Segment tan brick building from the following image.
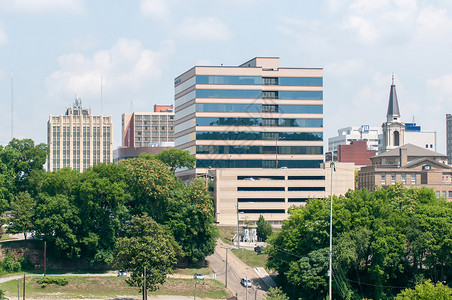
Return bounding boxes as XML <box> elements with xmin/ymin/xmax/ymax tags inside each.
<box><xmin>358</xmin><ymin>144</ymin><xmax>452</xmax><ymax>199</ymax></box>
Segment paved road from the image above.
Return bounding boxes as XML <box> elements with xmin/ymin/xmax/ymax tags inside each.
<box><xmin>206</xmin><ymin>241</ymin><xmax>267</xmax><ymax>300</ymax></box>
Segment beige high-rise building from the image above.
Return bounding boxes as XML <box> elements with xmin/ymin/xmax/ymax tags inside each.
<box><xmin>174</xmin><ymin>57</ymin><xmax>355</xmax><ymax>226</ymax></box>
<box><xmin>47</xmin><ymin>98</ymin><xmax>113</xmax><ymax>172</ymax></box>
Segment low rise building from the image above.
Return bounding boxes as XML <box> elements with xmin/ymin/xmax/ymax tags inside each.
<box><xmin>326</xmin><ymin>140</ymin><xmax>376</xmax><ymax>167</ymax></box>
<box><xmin>358</xmin><ymin>144</ymin><xmax>452</xmax><ymax>200</ymax></box>
<box><xmin>210</xmin><ymin>162</ymin><xmax>355</xmax><ymax>226</ymax></box>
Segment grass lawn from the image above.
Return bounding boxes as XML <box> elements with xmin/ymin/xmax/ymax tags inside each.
<box><xmin>0</xmin><ymin>276</ymin><xmax>230</xmax><ymax>299</ymax></box>
<box><xmin>217</xmin><ymin>226</ymin><xmax>236</xmax><ymax>245</ymax></box>
<box><xmin>174</xmin><ymin>266</ymin><xmax>211</xmax><ymax>276</ymax></box>
<box><xmin>231</xmin><ymin>248</ymin><xmax>268</xmax><ymax>268</ymax></box>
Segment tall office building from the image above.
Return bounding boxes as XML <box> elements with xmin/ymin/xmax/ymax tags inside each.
<box><xmin>47</xmin><ymin>98</ymin><xmax>113</xmax><ymax>172</ymax></box>
<box><xmin>175</xmin><ymin>57</ymin><xmax>324</xmax><ymax>178</ymax></box>
<box><xmin>174</xmin><ymin>57</ymin><xmax>354</xmax><ymax>225</ymax></box>
<box><xmin>447</xmin><ymin>114</ymin><xmax>452</xmax><ymax>164</ymax></box>
<box><xmin>122</xmin><ymin>105</ymin><xmax>175</xmax><ymax>148</ymax></box>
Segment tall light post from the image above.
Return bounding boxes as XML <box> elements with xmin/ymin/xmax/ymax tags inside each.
<box><xmin>236</xmin><ymin>202</ymin><xmax>240</xmax><ymax>249</ymax></box>
<box><xmin>194</xmin><ymin>280</ymin><xmax>199</xmax><ymax>300</ymax></box>
<box><xmin>328</xmin><ymin>161</ymin><xmax>335</xmax><ymax>300</ymax></box>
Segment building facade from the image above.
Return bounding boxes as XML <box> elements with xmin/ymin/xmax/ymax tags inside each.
<box><xmin>328</xmin><ymin>125</ymin><xmax>380</xmax><ymax>153</ymax></box>
<box><xmin>174</xmin><ymin>57</ymin><xmax>355</xmax><ymax>225</ymax></box>
<box><xmin>175</xmin><ymin>57</ymin><xmax>324</xmax><ymax>179</ymax></box>
<box><xmin>447</xmin><ymin>114</ymin><xmax>452</xmax><ymax>164</ymax></box>
<box><xmin>358</xmin><ymin>144</ymin><xmax>452</xmax><ymax>200</ymax></box>
<box><xmin>47</xmin><ymin>98</ymin><xmax>113</xmax><ymax>172</ymax></box>
<box><xmin>122</xmin><ymin>105</ymin><xmax>175</xmax><ymax>148</ymax></box>
<box><xmin>211</xmin><ymin>163</ymin><xmax>355</xmax><ymax>226</ymax></box>
<box><xmin>326</xmin><ymin>140</ymin><xmax>376</xmax><ymax>167</ymax></box>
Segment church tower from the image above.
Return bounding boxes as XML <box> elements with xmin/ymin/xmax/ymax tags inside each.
<box><xmin>381</xmin><ymin>75</ymin><xmax>405</xmax><ymax>153</ymax></box>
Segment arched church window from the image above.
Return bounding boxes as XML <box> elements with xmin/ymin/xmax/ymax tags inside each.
<box><xmin>394</xmin><ymin>131</ymin><xmax>400</xmax><ymax>146</ymax></box>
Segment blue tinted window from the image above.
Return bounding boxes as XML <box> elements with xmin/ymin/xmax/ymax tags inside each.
<box><xmin>279</xmin><ymin>119</ymin><xmax>323</xmax><ymax>127</ymax></box>
<box><xmin>196</xmin><ymin>145</ymin><xmax>323</xmax><ymax>155</ymax></box>
<box><xmin>279</xmin><ymin>77</ymin><xmax>323</xmax><ymax>86</ymax></box>
<box><xmin>196</xmin><ymin>131</ymin><xmax>323</xmax><ymax>141</ymax></box>
<box><xmin>197</xmin><ymin>89</ymin><xmax>262</xmax><ymax>99</ymax></box>
<box><xmin>196</xmin><ymin>117</ymin><xmax>261</xmax><ymax>126</ymax></box>
<box><xmin>196</xmin><ymin>117</ymin><xmax>322</xmax><ymax>127</ymax></box>
<box><xmin>196</xmin><ymin>103</ymin><xmax>262</xmax><ymax>113</ymax></box>
<box><xmin>279</xmin><ymin>91</ymin><xmax>323</xmax><ymax>100</ymax></box>
<box><xmin>196</xmin><ymin>159</ymin><xmax>322</xmax><ymax>169</ymax></box>
<box><xmin>197</xmin><ymin>75</ymin><xmax>262</xmax><ymax>85</ymax></box>
<box><xmin>279</xmin><ymin>105</ymin><xmax>323</xmax><ymax>114</ymax></box>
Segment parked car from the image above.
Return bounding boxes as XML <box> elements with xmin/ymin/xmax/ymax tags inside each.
<box><xmin>194</xmin><ymin>273</ymin><xmax>204</xmax><ymax>280</ymax></box>
<box><xmin>241</xmin><ymin>278</ymin><xmax>252</xmax><ymax>287</ymax></box>
<box><xmin>117</xmin><ymin>270</ymin><xmax>127</xmax><ymax>277</ymax></box>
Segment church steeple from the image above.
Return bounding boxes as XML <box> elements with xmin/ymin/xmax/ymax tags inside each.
<box><xmin>386</xmin><ymin>74</ymin><xmax>400</xmax><ymax>122</ymax></box>
<box><xmin>381</xmin><ymin>74</ymin><xmax>405</xmax><ymax>153</ymax></box>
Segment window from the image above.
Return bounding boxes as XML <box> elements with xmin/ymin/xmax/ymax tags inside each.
<box><xmin>381</xmin><ymin>175</ymin><xmax>386</xmax><ymax>184</ymax></box>
<box><xmin>411</xmin><ymin>175</ymin><xmax>416</xmax><ymax>184</ymax></box>
<box><xmin>442</xmin><ymin>191</ymin><xmax>447</xmax><ymax>198</ymax></box>
<box><xmin>263</xmin><ymin>77</ymin><xmax>278</xmax><ymax>85</ymax></box>
<box><xmin>391</xmin><ymin>175</ymin><xmax>396</xmax><ymax>184</ymax></box>
<box><xmin>196</xmin><ymin>75</ymin><xmax>262</xmax><ymax>85</ymax></box>
<box><xmin>288</xmin><ymin>187</ymin><xmax>325</xmax><ymax>191</ymax></box>
<box><xmin>262</xmin><ymin>105</ymin><xmax>278</xmax><ymax>113</ymax></box>
<box><xmin>279</xmin><ymin>77</ymin><xmax>323</xmax><ymax>86</ymax></box>
<box><xmin>449</xmin><ymin>191</ymin><xmax>452</xmax><ymax>198</ymax></box>
<box><xmin>238</xmin><ymin>198</ymin><xmax>284</xmax><ymax>202</ymax></box>
<box><xmin>262</xmin><ymin>91</ymin><xmax>278</xmax><ymax>99</ymax></box>
<box><xmin>196</xmin><ymin>89</ymin><xmax>262</xmax><ymax>99</ymax></box>
<box><xmin>435</xmin><ymin>191</ymin><xmax>440</xmax><ymax>198</ymax></box>
<box><xmin>238</xmin><ymin>187</ymin><xmax>285</xmax><ymax>192</ymax></box>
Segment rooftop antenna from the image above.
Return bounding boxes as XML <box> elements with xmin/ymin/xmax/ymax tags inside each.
<box><xmin>392</xmin><ymin>72</ymin><xmax>394</xmax><ymax>85</ymax></box>
<box><xmin>10</xmin><ymin>72</ymin><xmax>13</xmax><ymax>140</ymax></box>
<box><xmin>100</xmin><ymin>75</ymin><xmax>103</xmax><ymax>115</ymax></box>
<box><xmin>412</xmin><ymin>115</ymin><xmax>415</xmax><ymax>123</ymax></box>
<box><xmin>130</xmin><ymin>100</ymin><xmax>133</xmax><ymax>113</ymax></box>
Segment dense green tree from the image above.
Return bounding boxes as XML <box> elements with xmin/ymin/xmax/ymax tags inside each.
<box><xmin>115</xmin><ymin>214</ymin><xmax>181</xmax><ymax>291</ymax></box>
<box><xmin>8</xmin><ymin>191</ymin><xmax>36</xmax><ymax>239</ymax></box>
<box><xmin>5</xmin><ymin>138</ymin><xmax>47</xmax><ymax>191</ymax></box>
<box><xmin>267</xmin><ymin>184</ymin><xmax>452</xmax><ymax>299</ymax></box>
<box><xmin>34</xmin><ymin>193</ymin><xmax>81</xmax><ymax>258</ymax></box>
<box><xmin>265</xmin><ymin>287</ymin><xmax>289</xmax><ymax>300</ymax></box>
<box><xmin>256</xmin><ymin>215</ymin><xmax>272</xmax><ymax>242</ymax></box>
<box><xmin>121</xmin><ymin>156</ymin><xmax>175</xmax><ymax>222</ymax></box>
<box><xmin>165</xmin><ymin>178</ymin><xmax>217</xmax><ymax>262</ymax></box>
<box><xmin>395</xmin><ymin>280</ymin><xmax>452</xmax><ymax>299</ymax></box>
<box><xmin>150</xmin><ymin>148</ymin><xmax>196</xmax><ymax>174</ymax></box>
<box><xmin>73</xmin><ymin>163</ymin><xmax>131</xmax><ymax>264</ymax></box>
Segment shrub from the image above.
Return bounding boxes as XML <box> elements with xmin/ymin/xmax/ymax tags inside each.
<box><xmin>36</xmin><ymin>277</ymin><xmax>69</xmax><ymax>288</ymax></box>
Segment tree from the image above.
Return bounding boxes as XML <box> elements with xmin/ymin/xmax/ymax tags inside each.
<box><xmin>266</xmin><ymin>184</ymin><xmax>452</xmax><ymax>299</ymax></box>
<box><xmin>151</xmin><ymin>148</ymin><xmax>196</xmax><ymax>174</ymax></box>
<box><xmin>265</xmin><ymin>287</ymin><xmax>289</xmax><ymax>300</ymax></box>
<box><xmin>121</xmin><ymin>157</ymin><xmax>176</xmax><ymax>222</ymax></box>
<box><xmin>395</xmin><ymin>280</ymin><xmax>452</xmax><ymax>299</ymax></box>
<box><xmin>256</xmin><ymin>215</ymin><xmax>272</xmax><ymax>242</ymax></box>
<box><xmin>165</xmin><ymin>178</ymin><xmax>217</xmax><ymax>262</ymax></box>
<box><xmin>73</xmin><ymin>163</ymin><xmax>131</xmax><ymax>264</ymax></box>
<box><xmin>115</xmin><ymin>214</ymin><xmax>181</xmax><ymax>291</ymax></box>
<box><xmin>8</xmin><ymin>191</ymin><xmax>36</xmax><ymax>239</ymax></box>
<box><xmin>5</xmin><ymin>138</ymin><xmax>47</xmax><ymax>191</ymax></box>
<box><xmin>34</xmin><ymin>193</ymin><xmax>81</xmax><ymax>259</ymax></box>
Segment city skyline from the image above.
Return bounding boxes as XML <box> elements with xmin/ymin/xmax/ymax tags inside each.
<box><xmin>1</xmin><ymin>0</ymin><xmax>452</xmax><ymax>153</ymax></box>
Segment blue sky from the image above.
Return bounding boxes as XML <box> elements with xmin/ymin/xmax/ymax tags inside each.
<box><xmin>1</xmin><ymin>0</ymin><xmax>452</xmax><ymax>153</ymax></box>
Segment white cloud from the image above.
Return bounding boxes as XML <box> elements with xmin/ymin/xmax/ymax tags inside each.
<box><xmin>0</xmin><ymin>22</ymin><xmax>8</xmax><ymax>45</ymax></box>
<box><xmin>140</xmin><ymin>0</ymin><xmax>176</xmax><ymax>21</ymax></box>
<box><xmin>45</xmin><ymin>38</ymin><xmax>175</xmax><ymax>100</ymax></box>
<box><xmin>177</xmin><ymin>17</ymin><xmax>233</xmax><ymax>41</ymax></box>
<box><xmin>344</xmin><ymin>15</ymin><xmax>378</xmax><ymax>43</ymax></box>
<box><xmin>415</xmin><ymin>7</ymin><xmax>452</xmax><ymax>42</ymax></box>
<box><xmin>427</xmin><ymin>74</ymin><xmax>452</xmax><ymax>103</ymax></box>
<box><xmin>0</xmin><ymin>0</ymin><xmax>84</xmax><ymax>14</ymax></box>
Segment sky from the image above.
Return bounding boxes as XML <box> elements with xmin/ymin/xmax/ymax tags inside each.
<box><xmin>1</xmin><ymin>0</ymin><xmax>452</xmax><ymax>154</ymax></box>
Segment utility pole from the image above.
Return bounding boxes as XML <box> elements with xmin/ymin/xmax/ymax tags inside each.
<box><xmin>225</xmin><ymin>249</ymin><xmax>228</xmax><ymax>288</ymax></box>
<box><xmin>44</xmin><ymin>241</ymin><xmax>46</xmax><ymax>277</ymax></box>
<box><xmin>236</xmin><ymin>203</ymin><xmax>240</xmax><ymax>249</ymax></box>
<box><xmin>328</xmin><ymin>162</ymin><xmax>335</xmax><ymax>300</ymax></box>
<box><xmin>143</xmin><ymin>266</ymin><xmax>147</xmax><ymax>300</ymax></box>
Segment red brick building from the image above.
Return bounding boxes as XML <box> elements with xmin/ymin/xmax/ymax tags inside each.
<box><xmin>326</xmin><ymin>140</ymin><xmax>376</xmax><ymax>166</ymax></box>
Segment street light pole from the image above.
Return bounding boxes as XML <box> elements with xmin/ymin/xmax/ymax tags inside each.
<box><xmin>329</xmin><ymin>161</ymin><xmax>335</xmax><ymax>300</ymax></box>
<box><xmin>237</xmin><ymin>202</ymin><xmax>240</xmax><ymax>249</ymax></box>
